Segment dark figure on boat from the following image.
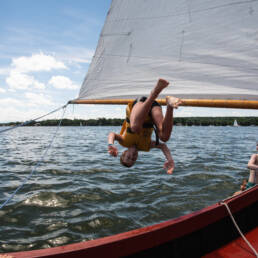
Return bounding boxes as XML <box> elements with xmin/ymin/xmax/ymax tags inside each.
<box><xmin>234</xmin><ymin>142</ymin><xmax>258</xmax><ymax>195</ymax></box>
<box><xmin>107</xmin><ymin>78</ymin><xmax>182</xmax><ymax>174</ymax></box>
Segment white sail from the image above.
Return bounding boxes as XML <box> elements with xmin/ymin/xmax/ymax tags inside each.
<box><xmin>233</xmin><ymin>119</ymin><xmax>239</xmax><ymax>126</ymax></box>
<box><xmin>78</xmin><ymin>0</ymin><xmax>258</xmax><ymax>101</ymax></box>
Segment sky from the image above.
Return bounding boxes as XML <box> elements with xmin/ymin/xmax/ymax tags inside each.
<box><xmin>0</xmin><ymin>0</ymin><xmax>257</xmax><ymax>123</ymax></box>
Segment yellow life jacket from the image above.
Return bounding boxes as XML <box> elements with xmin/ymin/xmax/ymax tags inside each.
<box><xmin>119</xmin><ymin>102</ymin><xmax>154</xmax><ymax>152</ymax></box>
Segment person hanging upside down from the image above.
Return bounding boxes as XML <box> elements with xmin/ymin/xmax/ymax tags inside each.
<box><xmin>107</xmin><ymin>78</ymin><xmax>182</xmax><ymax>174</ymax></box>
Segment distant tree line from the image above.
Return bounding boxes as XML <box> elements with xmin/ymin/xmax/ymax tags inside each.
<box><xmin>40</xmin><ymin>118</ymin><xmax>124</xmax><ymax>126</ymax></box>
<box><xmin>0</xmin><ymin>117</ymin><xmax>257</xmax><ymax>126</ymax></box>
<box><xmin>174</xmin><ymin>117</ymin><xmax>258</xmax><ymax>126</ymax></box>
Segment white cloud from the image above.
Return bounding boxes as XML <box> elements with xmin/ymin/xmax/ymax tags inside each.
<box><xmin>25</xmin><ymin>92</ymin><xmax>54</xmax><ymax>106</ymax></box>
<box><xmin>61</xmin><ymin>48</ymin><xmax>94</xmax><ymax>64</ymax></box>
<box><xmin>0</xmin><ymin>105</ymin><xmax>58</xmax><ymax>123</ymax></box>
<box><xmin>0</xmin><ymin>67</ymin><xmax>10</xmax><ymax>75</ymax></box>
<box><xmin>0</xmin><ymin>106</ymin><xmax>28</xmax><ymax>122</ymax></box>
<box><xmin>0</xmin><ymin>96</ymin><xmax>61</xmax><ymax>122</ymax></box>
<box><xmin>34</xmin><ymin>81</ymin><xmax>45</xmax><ymax>89</ymax></box>
<box><xmin>0</xmin><ymin>94</ymin><xmax>53</xmax><ymax>108</ymax></box>
<box><xmin>6</xmin><ymin>71</ymin><xmax>45</xmax><ymax>90</ymax></box>
<box><xmin>48</xmin><ymin>75</ymin><xmax>79</xmax><ymax>90</ymax></box>
<box><xmin>11</xmin><ymin>53</ymin><xmax>67</xmax><ymax>73</ymax></box>
<box><xmin>0</xmin><ymin>87</ymin><xmax>6</xmax><ymax>93</ymax></box>
<box><xmin>0</xmin><ymin>97</ymin><xmax>24</xmax><ymax>107</ymax></box>
<box><xmin>5</xmin><ymin>53</ymin><xmax>67</xmax><ymax>91</ymax></box>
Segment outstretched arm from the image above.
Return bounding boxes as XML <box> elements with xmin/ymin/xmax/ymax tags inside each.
<box><xmin>247</xmin><ymin>154</ymin><xmax>258</xmax><ymax>171</ymax></box>
<box><xmin>107</xmin><ymin>132</ymin><xmax>123</xmax><ymax>157</ymax></box>
<box><xmin>150</xmin><ymin>141</ymin><xmax>175</xmax><ymax>174</ymax></box>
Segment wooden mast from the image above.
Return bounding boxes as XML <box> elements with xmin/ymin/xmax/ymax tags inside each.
<box><xmin>69</xmin><ymin>99</ymin><xmax>258</xmax><ymax>109</ymax></box>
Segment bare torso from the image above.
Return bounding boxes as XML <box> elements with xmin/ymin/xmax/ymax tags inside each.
<box><xmin>248</xmin><ymin>154</ymin><xmax>258</xmax><ymax>184</ymax></box>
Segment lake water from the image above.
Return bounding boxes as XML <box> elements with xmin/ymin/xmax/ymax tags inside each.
<box><xmin>0</xmin><ymin>125</ymin><xmax>256</xmax><ymax>253</ymax></box>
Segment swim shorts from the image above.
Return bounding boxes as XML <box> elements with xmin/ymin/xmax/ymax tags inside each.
<box><xmin>132</xmin><ymin>96</ymin><xmax>161</xmax><ymax>116</ymax></box>
<box><xmin>246</xmin><ymin>182</ymin><xmax>256</xmax><ymax>189</ymax></box>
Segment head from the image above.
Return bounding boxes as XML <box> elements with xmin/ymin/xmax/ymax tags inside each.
<box><xmin>120</xmin><ymin>147</ymin><xmax>138</xmax><ymax>167</ymax></box>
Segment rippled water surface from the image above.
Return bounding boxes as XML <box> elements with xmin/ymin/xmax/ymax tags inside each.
<box><xmin>0</xmin><ymin>126</ymin><xmax>257</xmax><ymax>252</ymax></box>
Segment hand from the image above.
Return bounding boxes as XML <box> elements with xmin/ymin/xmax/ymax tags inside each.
<box><xmin>166</xmin><ymin>96</ymin><xmax>183</xmax><ymax>109</ymax></box>
<box><xmin>108</xmin><ymin>145</ymin><xmax>118</xmax><ymax>157</ymax></box>
<box><xmin>164</xmin><ymin>159</ymin><xmax>174</xmax><ymax>174</ymax></box>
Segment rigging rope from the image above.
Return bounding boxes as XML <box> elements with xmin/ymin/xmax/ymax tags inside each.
<box><xmin>0</xmin><ymin>103</ymin><xmax>69</xmax><ymax>134</ymax></box>
<box><xmin>0</xmin><ymin>104</ymin><xmax>68</xmax><ymax>209</ymax></box>
<box><xmin>221</xmin><ymin>202</ymin><xmax>258</xmax><ymax>257</ymax></box>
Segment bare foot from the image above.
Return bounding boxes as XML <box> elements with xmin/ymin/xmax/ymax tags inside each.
<box><xmin>166</xmin><ymin>96</ymin><xmax>182</xmax><ymax>109</ymax></box>
<box><xmin>152</xmin><ymin>79</ymin><xmax>169</xmax><ymax>98</ymax></box>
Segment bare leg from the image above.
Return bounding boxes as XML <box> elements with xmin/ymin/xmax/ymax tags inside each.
<box><xmin>151</xmin><ymin>96</ymin><xmax>182</xmax><ymax>142</ymax></box>
<box><xmin>151</xmin><ymin>105</ymin><xmax>173</xmax><ymax>142</ymax></box>
<box><xmin>130</xmin><ymin>79</ymin><xmax>169</xmax><ymax>133</ymax></box>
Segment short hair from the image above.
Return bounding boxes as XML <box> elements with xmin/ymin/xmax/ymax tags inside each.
<box><xmin>120</xmin><ymin>150</ymin><xmax>134</xmax><ymax>168</ymax></box>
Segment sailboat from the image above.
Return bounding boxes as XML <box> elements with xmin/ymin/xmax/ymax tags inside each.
<box><xmin>4</xmin><ymin>0</ymin><xmax>258</xmax><ymax>257</ymax></box>
<box><xmin>234</xmin><ymin>119</ymin><xmax>239</xmax><ymax>127</ymax></box>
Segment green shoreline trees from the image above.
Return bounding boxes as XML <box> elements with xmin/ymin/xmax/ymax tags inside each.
<box><xmin>1</xmin><ymin>117</ymin><xmax>257</xmax><ymax>126</ymax></box>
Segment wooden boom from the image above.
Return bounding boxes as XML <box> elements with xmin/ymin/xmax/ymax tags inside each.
<box><xmin>69</xmin><ymin>99</ymin><xmax>258</xmax><ymax>109</ymax></box>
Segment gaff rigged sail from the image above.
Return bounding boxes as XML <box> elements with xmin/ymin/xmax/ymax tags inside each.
<box><xmin>74</xmin><ymin>0</ymin><xmax>258</xmax><ymax>108</ymax></box>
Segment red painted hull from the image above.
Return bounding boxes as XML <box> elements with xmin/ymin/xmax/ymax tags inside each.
<box><xmin>4</xmin><ymin>186</ymin><xmax>258</xmax><ymax>258</ymax></box>
<box><xmin>204</xmin><ymin>227</ymin><xmax>258</xmax><ymax>258</ymax></box>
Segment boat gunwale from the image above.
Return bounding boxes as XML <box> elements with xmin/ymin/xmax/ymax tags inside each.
<box><xmin>6</xmin><ymin>185</ymin><xmax>258</xmax><ymax>258</ymax></box>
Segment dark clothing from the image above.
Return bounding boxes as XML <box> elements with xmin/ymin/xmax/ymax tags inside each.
<box><xmin>132</xmin><ymin>96</ymin><xmax>161</xmax><ymax>116</ymax></box>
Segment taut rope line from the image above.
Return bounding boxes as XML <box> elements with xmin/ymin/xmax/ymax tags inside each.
<box><xmin>0</xmin><ymin>103</ymin><xmax>69</xmax><ymax>134</ymax></box>
<box><xmin>0</xmin><ymin>104</ymin><xmax>68</xmax><ymax>209</ymax></box>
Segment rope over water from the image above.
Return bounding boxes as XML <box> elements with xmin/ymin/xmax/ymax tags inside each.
<box><xmin>0</xmin><ymin>103</ymin><xmax>69</xmax><ymax>209</ymax></box>
<box><xmin>0</xmin><ymin>102</ymin><xmax>69</xmax><ymax>134</ymax></box>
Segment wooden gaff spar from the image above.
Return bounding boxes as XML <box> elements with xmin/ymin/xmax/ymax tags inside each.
<box><xmin>70</xmin><ymin>98</ymin><xmax>258</xmax><ymax>109</ymax></box>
